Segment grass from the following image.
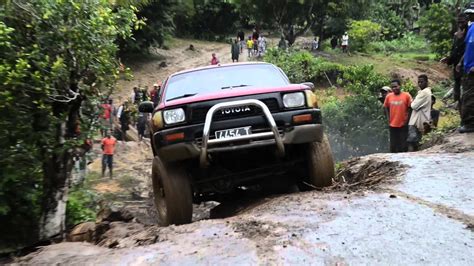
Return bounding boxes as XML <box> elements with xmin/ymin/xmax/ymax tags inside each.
<box><xmin>323</xmin><ymin>48</ymin><xmax>439</xmax><ymax>76</ymax></box>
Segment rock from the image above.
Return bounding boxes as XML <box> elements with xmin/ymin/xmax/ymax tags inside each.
<box><xmin>96</xmin><ymin>222</ymin><xmax>146</xmax><ymax>248</ymax></box>
<box><xmin>96</xmin><ymin>205</ymin><xmax>134</xmax><ymax>223</ymax></box>
<box><xmin>159</xmin><ymin>61</ymin><xmax>167</xmax><ymax>68</ymax></box>
<box><xmin>67</xmin><ymin>222</ymin><xmax>96</xmax><ymax>243</ymax></box>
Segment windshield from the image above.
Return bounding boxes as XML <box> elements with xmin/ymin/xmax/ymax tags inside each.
<box><xmin>164</xmin><ymin>64</ymin><xmax>289</xmax><ymax>101</ymax></box>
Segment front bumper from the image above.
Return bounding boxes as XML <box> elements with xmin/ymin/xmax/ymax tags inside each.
<box><xmin>154</xmin><ymin>108</ymin><xmax>323</xmax><ymax>162</ymax></box>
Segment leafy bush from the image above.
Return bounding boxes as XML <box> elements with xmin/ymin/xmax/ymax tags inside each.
<box><xmin>419</xmin><ymin>3</ymin><xmax>454</xmax><ymax>58</ymax></box>
<box><xmin>348</xmin><ymin>20</ymin><xmax>382</xmax><ymax>52</ymax></box>
<box><xmin>264</xmin><ymin>49</ymin><xmax>344</xmax><ymax>85</ymax></box>
<box><xmin>368</xmin><ymin>33</ymin><xmax>428</xmax><ymax>53</ymax></box>
<box><xmin>66</xmin><ymin>186</ymin><xmax>100</xmax><ymax>227</ymax></box>
<box><xmin>340</xmin><ymin>64</ymin><xmax>390</xmax><ymax>95</ymax></box>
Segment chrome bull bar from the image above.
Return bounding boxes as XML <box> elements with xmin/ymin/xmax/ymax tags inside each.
<box><xmin>199</xmin><ymin>99</ymin><xmax>285</xmax><ymax>167</ymax></box>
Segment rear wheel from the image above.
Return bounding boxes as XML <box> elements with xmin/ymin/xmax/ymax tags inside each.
<box><xmin>303</xmin><ymin>134</ymin><xmax>335</xmax><ymax>188</ymax></box>
<box><xmin>151</xmin><ymin>157</ymin><xmax>193</xmax><ymax>226</ymax></box>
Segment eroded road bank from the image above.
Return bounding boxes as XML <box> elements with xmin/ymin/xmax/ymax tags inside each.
<box><xmin>16</xmin><ymin>134</ymin><xmax>474</xmax><ymax>265</ymax></box>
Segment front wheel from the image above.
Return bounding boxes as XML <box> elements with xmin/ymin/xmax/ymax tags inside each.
<box><xmin>303</xmin><ymin>134</ymin><xmax>335</xmax><ymax>188</ymax></box>
<box><xmin>151</xmin><ymin>157</ymin><xmax>193</xmax><ymax>226</ymax></box>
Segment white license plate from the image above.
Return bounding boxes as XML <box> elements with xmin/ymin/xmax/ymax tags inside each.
<box><xmin>215</xmin><ymin>126</ymin><xmax>251</xmax><ymax>140</ymax></box>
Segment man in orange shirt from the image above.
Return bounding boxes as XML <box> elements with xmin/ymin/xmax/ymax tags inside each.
<box><xmin>383</xmin><ymin>79</ymin><xmax>413</xmax><ymax>153</ymax></box>
<box><xmin>101</xmin><ymin>132</ymin><xmax>117</xmax><ymax>178</ymax></box>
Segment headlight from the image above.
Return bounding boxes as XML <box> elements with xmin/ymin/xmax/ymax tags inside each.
<box><xmin>283</xmin><ymin>92</ymin><xmax>305</xmax><ymax>108</ymax></box>
<box><xmin>163</xmin><ymin>108</ymin><xmax>185</xmax><ymax>124</ymax></box>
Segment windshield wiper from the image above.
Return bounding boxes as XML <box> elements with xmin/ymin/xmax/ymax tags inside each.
<box><xmin>221</xmin><ymin>84</ymin><xmax>249</xmax><ymax>90</ymax></box>
<box><xmin>167</xmin><ymin>93</ymin><xmax>198</xmax><ymax>101</ymax></box>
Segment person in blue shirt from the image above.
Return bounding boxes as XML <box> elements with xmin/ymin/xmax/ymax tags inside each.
<box><xmin>460</xmin><ymin>3</ymin><xmax>474</xmax><ymax>133</ymax></box>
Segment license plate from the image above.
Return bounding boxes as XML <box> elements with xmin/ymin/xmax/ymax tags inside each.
<box><xmin>215</xmin><ymin>126</ymin><xmax>251</xmax><ymax>140</ymax></box>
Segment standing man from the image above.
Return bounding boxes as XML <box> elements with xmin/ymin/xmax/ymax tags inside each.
<box><xmin>342</xmin><ymin>32</ymin><xmax>349</xmax><ymax>53</ymax></box>
<box><xmin>407</xmin><ymin>75</ymin><xmax>432</xmax><ymax>151</ymax></box>
<box><xmin>231</xmin><ymin>39</ymin><xmax>240</xmax><ymax>62</ymax></box>
<box><xmin>150</xmin><ymin>83</ymin><xmax>161</xmax><ymax>106</ymax></box>
<box><xmin>441</xmin><ymin>13</ymin><xmax>467</xmax><ymax>111</ymax></box>
<box><xmin>459</xmin><ymin>3</ymin><xmax>474</xmax><ymax>133</ymax></box>
<box><xmin>331</xmin><ymin>36</ymin><xmax>338</xmax><ymax>49</ymax></box>
<box><xmin>378</xmin><ymin>86</ymin><xmax>392</xmax><ymax>104</ymax></box>
<box><xmin>278</xmin><ymin>36</ymin><xmax>287</xmax><ymax>51</ymax></box>
<box><xmin>311</xmin><ymin>37</ymin><xmax>319</xmax><ymax>51</ymax></box>
<box><xmin>99</xmin><ymin>99</ymin><xmax>112</xmax><ymax>137</ymax></box>
<box><xmin>383</xmin><ymin>79</ymin><xmax>413</xmax><ymax>153</ymax></box>
<box><xmin>246</xmin><ymin>36</ymin><xmax>254</xmax><ymax>57</ymax></box>
<box><xmin>101</xmin><ymin>132</ymin><xmax>117</xmax><ymax>178</ymax></box>
<box><xmin>237</xmin><ymin>30</ymin><xmax>245</xmax><ymax>54</ymax></box>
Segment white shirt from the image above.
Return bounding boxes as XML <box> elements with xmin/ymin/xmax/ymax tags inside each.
<box><xmin>342</xmin><ymin>34</ymin><xmax>349</xmax><ymax>46</ymax></box>
<box><xmin>409</xmin><ymin>87</ymin><xmax>432</xmax><ymax>131</ymax></box>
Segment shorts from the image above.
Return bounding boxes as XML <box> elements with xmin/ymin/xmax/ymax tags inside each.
<box><xmin>102</xmin><ymin>154</ymin><xmax>113</xmax><ymax>168</ymax></box>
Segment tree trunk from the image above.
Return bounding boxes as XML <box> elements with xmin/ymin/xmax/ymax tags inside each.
<box><xmin>39</xmin><ymin>121</ymin><xmax>74</xmax><ymax>239</ymax></box>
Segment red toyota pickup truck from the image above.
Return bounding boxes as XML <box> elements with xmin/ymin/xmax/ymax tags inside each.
<box><xmin>139</xmin><ymin>62</ymin><xmax>334</xmax><ymax>226</ymax></box>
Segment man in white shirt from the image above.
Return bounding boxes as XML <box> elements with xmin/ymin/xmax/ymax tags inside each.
<box><xmin>342</xmin><ymin>32</ymin><xmax>349</xmax><ymax>53</ymax></box>
<box><xmin>407</xmin><ymin>74</ymin><xmax>432</xmax><ymax>151</ymax></box>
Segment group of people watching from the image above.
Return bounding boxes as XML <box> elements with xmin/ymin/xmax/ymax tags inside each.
<box><xmin>440</xmin><ymin>2</ymin><xmax>474</xmax><ymax>133</ymax></box>
<box><xmin>381</xmin><ymin>75</ymin><xmax>439</xmax><ymax>153</ymax></box>
<box><xmin>97</xmin><ymin>82</ymin><xmax>162</xmax><ymax>178</ymax></box>
<box><xmin>99</xmin><ymin>83</ymin><xmax>162</xmax><ymax>142</ymax></box>
<box><xmin>381</xmin><ymin>2</ymin><xmax>474</xmax><ymax>152</ymax></box>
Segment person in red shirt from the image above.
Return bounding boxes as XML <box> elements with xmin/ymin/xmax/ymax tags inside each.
<box><xmin>210</xmin><ymin>53</ymin><xmax>219</xmax><ymax>65</ymax></box>
<box><xmin>383</xmin><ymin>79</ymin><xmax>413</xmax><ymax>153</ymax></box>
<box><xmin>101</xmin><ymin>132</ymin><xmax>117</xmax><ymax>178</ymax></box>
<box><xmin>100</xmin><ymin>99</ymin><xmax>113</xmax><ymax>137</ymax></box>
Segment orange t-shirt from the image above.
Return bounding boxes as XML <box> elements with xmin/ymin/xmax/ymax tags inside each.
<box><xmin>383</xmin><ymin>92</ymin><xmax>412</xmax><ymax>128</ymax></box>
<box><xmin>102</xmin><ymin>137</ymin><xmax>117</xmax><ymax>155</ymax></box>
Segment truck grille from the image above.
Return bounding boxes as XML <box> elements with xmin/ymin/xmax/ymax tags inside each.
<box><xmin>190</xmin><ymin>98</ymin><xmax>279</xmax><ymax>124</ymax></box>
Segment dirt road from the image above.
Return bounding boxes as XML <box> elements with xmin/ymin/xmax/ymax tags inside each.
<box><xmin>16</xmin><ymin>133</ymin><xmax>474</xmax><ymax>265</ymax></box>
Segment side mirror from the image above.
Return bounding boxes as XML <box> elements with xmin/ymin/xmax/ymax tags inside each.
<box><xmin>301</xmin><ymin>82</ymin><xmax>315</xmax><ymax>90</ymax></box>
<box><xmin>139</xmin><ymin>101</ymin><xmax>154</xmax><ymax>113</ymax></box>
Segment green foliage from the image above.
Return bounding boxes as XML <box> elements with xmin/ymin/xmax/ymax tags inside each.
<box><xmin>323</xmin><ymin>93</ymin><xmax>389</xmax><ymax>160</ymax></box>
<box><xmin>175</xmin><ymin>0</ymin><xmax>240</xmax><ymax>41</ymax></box>
<box><xmin>340</xmin><ymin>64</ymin><xmax>390</xmax><ymax>95</ymax></box>
<box><xmin>348</xmin><ymin>20</ymin><xmax>382</xmax><ymax>52</ymax></box>
<box><xmin>120</xmin><ymin>0</ymin><xmax>173</xmax><ymax>52</ymax></box>
<box><xmin>368</xmin><ymin>33</ymin><xmax>427</xmax><ymax>53</ymax></box>
<box><xmin>419</xmin><ymin>3</ymin><xmax>454</xmax><ymax>57</ymax></box>
<box><xmin>0</xmin><ymin>0</ymin><xmax>137</xmax><ymax>247</ymax></box>
<box><xmin>263</xmin><ymin>48</ymin><xmax>344</xmax><ymax>84</ymax></box>
<box><xmin>66</xmin><ymin>186</ymin><xmax>100</xmax><ymax>227</ymax></box>
<box><xmin>325</xmin><ymin>64</ymin><xmax>396</xmax><ymax>160</ymax></box>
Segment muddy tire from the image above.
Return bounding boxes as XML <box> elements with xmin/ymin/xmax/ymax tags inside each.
<box><xmin>304</xmin><ymin>134</ymin><xmax>335</xmax><ymax>188</ymax></box>
<box><xmin>151</xmin><ymin>156</ymin><xmax>192</xmax><ymax>226</ymax></box>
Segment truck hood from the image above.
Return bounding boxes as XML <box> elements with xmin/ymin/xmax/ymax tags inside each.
<box><xmin>159</xmin><ymin>84</ymin><xmax>308</xmax><ymax>109</ymax></box>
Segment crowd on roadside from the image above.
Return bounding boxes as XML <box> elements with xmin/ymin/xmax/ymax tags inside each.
<box><xmin>380</xmin><ymin>2</ymin><xmax>474</xmax><ymax>153</ymax></box>
<box><xmin>96</xmin><ymin>82</ymin><xmax>162</xmax><ymax>177</ymax></box>
<box><xmin>380</xmin><ymin>75</ymin><xmax>439</xmax><ymax>153</ymax></box>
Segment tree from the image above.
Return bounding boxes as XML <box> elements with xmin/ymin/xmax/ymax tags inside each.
<box><xmin>347</xmin><ymin>20</ymin><xmax>382</xmax><ymax>52</ymax></box>
<box><xmin>0</xmin><ymin>0</ymin><xmax>137</xmax><ymax>245</ymax></box>
<box><xmin>238</xmin><ymin>0</ymin><xmax>318</xmax><ymax>46</ymax></box>
<box><xmin>119</xmin><ymin>0</ymin><xmax>174</xmax><ymax>52</ymax></box>
<box><xmin>419</xmin><ymin>3</ymin><xmax>454</xmax><ymax>57</ymax></box>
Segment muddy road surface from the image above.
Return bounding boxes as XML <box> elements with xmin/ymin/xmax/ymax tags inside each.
<box><xmin>15</xmin><ymin>133</ymin><xmax>474</xmax><ymax>265</ymax></box>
